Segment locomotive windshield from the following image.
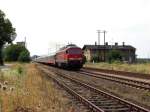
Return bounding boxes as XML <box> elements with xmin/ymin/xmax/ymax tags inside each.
<box><xmin>67</xmin><ymin>49</ymin><xmax>82</xmax><ymax>54</ymax></box>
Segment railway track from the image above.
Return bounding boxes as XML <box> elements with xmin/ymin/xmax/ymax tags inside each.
<box><xmin>38</xmin><ymin>65</ymin><xmax>150</xmax><ymax>112</ymax></box>
<box><xmin>79</xmin><ymin>69</ymin><xmax>150</xmax><ymax>91</ymax></box>
<box><xmin>83</xmin><ymin>67</ymin><xmax>150</xmax><ymax>80</ymax></box>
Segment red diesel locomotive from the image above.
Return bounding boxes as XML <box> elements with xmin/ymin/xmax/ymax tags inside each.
<box><xmin>36</xmin><ymin>44</ymin><xmax>84</xmax><ymax>69</ymax></box>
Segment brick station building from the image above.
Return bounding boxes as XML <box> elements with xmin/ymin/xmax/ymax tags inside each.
<box><xmin>82</xmin><ymin>42</ymin><xmax>136</xmax><ymax>63</ymax></box>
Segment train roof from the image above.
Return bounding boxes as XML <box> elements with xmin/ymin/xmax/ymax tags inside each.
<box><xmin>58</xmin><ymin>44</ymin><xmax>80</xmax><ymax>51</ymax></box>
<box><xmin>36</xmin><ymin>55</ymin><xmax>55</xmax><ymax>59</ymax></box>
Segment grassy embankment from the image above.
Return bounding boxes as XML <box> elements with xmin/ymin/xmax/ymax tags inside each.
<box><xmin>84</xmin><ymin>62</ymin><xmax>150</xmax><ymax>74</ymax></box>
<box><xmin>0</xmin><ymin>63</ymin><xmax>71</xmax><ymax>112</ymax></box>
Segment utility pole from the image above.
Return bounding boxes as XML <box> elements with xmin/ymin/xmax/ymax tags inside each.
<box><xmin>103</xmin><ymin>30</ymin><xmax>106</xmax><ymax>45</ymax></box>
<box><xmin>56</xmin><ymin>44</ymin><xmax>59</xmax><ymax>51</ymax></box>
<box><xmin>103</xmin><ymin>30</ymin><xmax>107</xmax><ymax>62</ymax></box>
<box><xmin>97</xmin><ymin>30</ymin><xmax>101</xmax><ymax>45</ymax></box>
<box><xmin>24</xmin><ymin>37</ymin><xmax>27</xmax><ymax>48</ymax></box>
<box><xmin>97</xmin><ymin>30</ymin><xmax>107</xmax><ymax>62</ymax></box>
<box><xmin>97</xmin><ymin>30</ymin><xmax>101</xmax><ymax>62</ymax></box>
<box><xmin>97</xmin><ymin>30</ymin><xmax>107</xmax><ymax>45</ymax></box>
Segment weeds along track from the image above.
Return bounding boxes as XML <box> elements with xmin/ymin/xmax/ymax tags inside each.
<box><xmin>38</xmin><ymin>65</ymin><xmax>150</xmax><ymax>112</ymax></box>
<box><xmin>80</xmin><ymin>69</ymin><xmax>150</xmax><ymax>91</ymax></box>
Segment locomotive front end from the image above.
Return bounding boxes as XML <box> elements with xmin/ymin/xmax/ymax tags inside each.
<box><xmin>66</xmin><ymin>47</ymin><xmax>83</xmax><ymax>69</ymax></box>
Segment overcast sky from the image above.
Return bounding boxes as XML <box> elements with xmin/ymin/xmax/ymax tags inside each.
<box><xmin>0</xmin><ymin>0</ymin><xmax>150</xmax><ymax>58</ymax></box>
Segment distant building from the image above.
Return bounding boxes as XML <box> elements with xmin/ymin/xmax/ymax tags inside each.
<box><xmin>16</xmin><ymin>41</ymin><xmax>26</xmax><ymax>47</ymax></box>
<box><xmin>82</xmin><ymin>42</ymin><xmax>136</xmax><ymax>63</ymax></box>
<box><xmin>31</xmin><ymin>55</ymin><xmax>40</xmax><ymax>60</ymax></box>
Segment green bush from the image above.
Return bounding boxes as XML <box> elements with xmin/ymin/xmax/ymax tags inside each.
<box><xmin>4</xmin><ymin>44</ymin><xmax>30</xmax><ymax>62</ymax></box>
<box><xmin>91</xmin><ymin>56</ymin><xmax>99</xmax><ymax>62</ymax></box>
<box><xmin>17</xmin><ymin>66</ymin><xmax>23</xmax><ymax>75</ymax></box>
<box><xmin>82</xmin><ymin>55</ymin><xmax>87</xmax><ymax>64</ymax></box>
<box><xmin>108</xmin><ymin>50</ymin><xmax>122</xmax><ymax>63</ymax></box>
<box><xmin>18</xmin><ymin>50</ymin><xmax>30</xmax><ymax>62</ymax></box>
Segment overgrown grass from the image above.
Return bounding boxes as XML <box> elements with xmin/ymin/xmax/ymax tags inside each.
<box><xmin>0</xmin><ymin>63</ymin><xmax>71</xmax><ymax>112</ymax></box>
<box><xmin>84</xmin><ymin>62</ymin><xmax>150</xmax><ymax>74</ymax></box>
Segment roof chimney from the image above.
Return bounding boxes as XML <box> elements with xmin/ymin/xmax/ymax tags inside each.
<box><xmin>105</xmin><ymin>42</ymin><xmax>108</xmax><ymax>46</ymax></box>
<box><xmin>115</xmin><ymin>42</ymin><xmax>118</xmax><ymax>46</ymax></box>
<box><xmin>123</xmin><ymin>42</ymin><xmax>125</xmax><ymax>46</ymax></box>
<box><xmin>95</xmin><ymin>41</ymin><xmax>97</xmax><ymax>46</ymax></box>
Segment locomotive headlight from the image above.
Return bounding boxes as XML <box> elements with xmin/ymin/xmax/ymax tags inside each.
<box><xmin>68</xmin><ymin>58</ymin><xmax>82</xmax><ymax>60</ymax></box>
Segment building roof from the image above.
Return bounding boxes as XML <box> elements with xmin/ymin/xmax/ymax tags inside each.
<box><xmin>82</xmin><ymin>45</ymin><xmax>136</xmax><ymax>50</ymax></box>
<box><xmin>16</xmin><ymin>41</ymin><xmax>26</xmax><ymax>47</ymax></box>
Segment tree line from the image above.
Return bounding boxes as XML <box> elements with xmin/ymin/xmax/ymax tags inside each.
<box><xmin>0</xmin><ymin>9</ymin><xmax>30</xmax><ymax>65</ymax></box>
<box><xmin>4</xmin><ymin>44</ymin><xmax>30</xmax><ymax>62</ymax></box>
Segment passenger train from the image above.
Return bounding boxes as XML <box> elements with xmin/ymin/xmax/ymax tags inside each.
<box><xmin>35</xmin><ymin>44</ymin><xmax>84</xmax><ymax>69</ymax></box>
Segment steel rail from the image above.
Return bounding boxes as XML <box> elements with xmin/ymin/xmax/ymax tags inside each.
<box><xmin>83</xmin><ymin>67</ymin><xmax>150</xmax><ymax>80</ymax></box>
<box><xmin>40</xmin><ymin>66</ymin><xmax>150</xmax><ymax>112</ymax></box>
<box><xmin>82</xmin><ymin>68</ymin><xmax>150</xmax><ymax>86</ymax></box>
<box><xmin>55</xmin><ymin>71</ymin><xmax>150</xmax><ymax>112</ymax></box>
<box><xmin>79</xmin><ymin>70</ymin><xmax>150</xmax><ymax>91</ymax></box>
<box><xmin>40</xmin><ymin>68</ymin><xmax>104</xmax><ymax>112</ymax></box>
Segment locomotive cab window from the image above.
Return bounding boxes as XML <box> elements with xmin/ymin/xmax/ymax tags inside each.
<box><xmin>66</xmin><ymin>50</ymin><xmax>68</xmax><ymax>54</ymax></box>
<box><xmin>68</xmin><ymin>49</ymin><xmax>82</xmax><ymax>54</ymax></box>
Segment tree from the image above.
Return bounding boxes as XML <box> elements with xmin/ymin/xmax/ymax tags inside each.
<box><xmin>108</xmin><ymin>50</ymin><xmax>122</xmax><ymax>63</ymax></box>
<box><xmin>82</xmin><ymin>55</ymin><xmax>87</xmax><ymax>64</ymax></box>
<box><xmin>4</xmin><ymin>44</ymin><xmax>30</xmax><ymax>62</ymax></box>
<box><xmin>0</xmin><ymin>10</ymin><xmax>16</xmax><ymax>65</ymax></box>
<box><xmin>18</xmin><ymin>50</ymin><xmax>30</xmax><ymax>62</ymax></box>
